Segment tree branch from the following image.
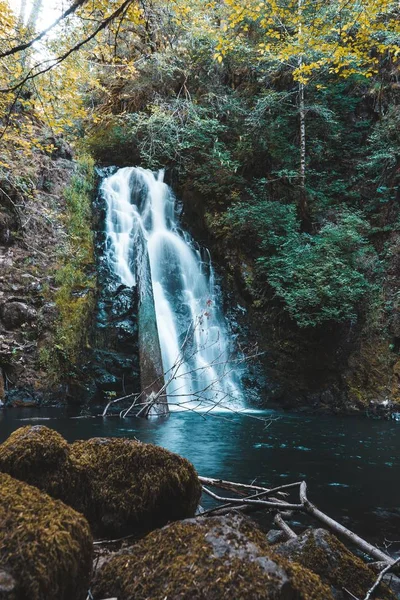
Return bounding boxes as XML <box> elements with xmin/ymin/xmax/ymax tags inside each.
<box><xmin>299</xmin><ymin>481</ymin><xmax>393</xmax><ymax>564</ymax></box>
<box><xmin>274</xmin><ymin>512</ymin><xmax>297</xmax><ymax>540</ymax></box>
<box><xmin>363</xmin><ymin>557</ymin><xmax>400</xmax><ymax>600</ymax></box>
<box><xmin>0</xmin><ymin>0</ymin><xmax>89</xmax><ymax>59</ymax></box>
<box><xmin>0</xmin><ymin>0</ymin><xmax>134</xmax><ymax>94</ymax></box>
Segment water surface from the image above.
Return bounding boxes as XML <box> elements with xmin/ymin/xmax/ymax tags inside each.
<box><xmin>1</xmin><ymin>407</ymin><xmax>398</xmax><ymax>550</ymax></box>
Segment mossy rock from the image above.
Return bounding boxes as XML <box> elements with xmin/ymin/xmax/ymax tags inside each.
<box><xmin>0</xmin><ymin>427</ymin><xmax>202</xmax><ymax>537</ymax></box>
<box><xmin>69</xmin><ymin>437</ymin><xmax>202</xmax><ymax>536</ymax></box>
<box><xmin>0</xmin><ymin>472</ymin><xmax>92</xmax><ymax>600</ymax></box>
<box><xmin>92</xmin><ymin>514</ymin><xmax>333</xmax><ymax>600</ymax></box>
<box><xmin>0</xmin><ymin>425</ymin><xmax>72</xmax><ymax>498</ymax></box>
<box><xmin>274</xmin><ymin>528</ymin><xmax>395</xmax><ymax>600</ymax></box>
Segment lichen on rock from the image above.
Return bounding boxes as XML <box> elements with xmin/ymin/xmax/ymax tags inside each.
<box><xmin>92</xmin><ymin>514</ymin><xmax>334</xmax><ymax>600</ymax></box>
<box><xmin>0</xmin><ymin>472</ymin><xmax>92</xmax><ymax>600</ymax></box>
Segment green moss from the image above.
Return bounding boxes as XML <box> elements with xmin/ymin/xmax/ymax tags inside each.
<box><xmin>70</xmin><ymin>437</ymin><xmax>202</xmax><ymax>536</ymax></box>
<box><xmin>0</xmin><ymin>427</ymin><xmax>202</xmax><ymax>538</ymax></box>
<box><xmin>277</xmin><ymin>529</ymin><xmax>395</xmax><ymax>600</ymax></box>
<box><xmin>92</xmin><ymin>515</ymin><xmax>333</xmax><ymax>600</ymax></box>
<box><xmin>0</xmin><ymin>425</ymin><xmax>68</xmax><ymax>476</ymax></box>
<box><xmin>40</xmin><ymin>154</ymin><xmax>96</xmax><ymax>383</ymax></box>
<box><xmin>0</xmin><ymin>425</ymin><xmax>81</xmax><ymax>504</ymax></box>
<box><xmin>0</xmin><ymin>472</ymin><xmax>92</xmax><ymax>600</ymax></box>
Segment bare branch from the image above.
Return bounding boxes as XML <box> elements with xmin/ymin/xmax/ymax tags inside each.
<box><xmin>198</xmin><ymin>475</ymin><xmax>394</xmax><ymax>568</ymax></box>
<box><xmin>201</xmin><ymin>486</ymin><xmax>303</xmax><ymax>511</ymax></box>
<box><xmin>299</xmin><ymin>482</ymin><xmax>393</xmax><ymax>564</ymax></box>
<box><xmin>274</xmin><ymin>513</ymin><xmax>297</xmax><ymax>540</ymax></box>
<box><xmin>0</xmin><ymin>0</ymin><xmax>89</xmax><ymax>59</ymax></box>
<box><xmin>0</xmin><ymin>0</ymin><xmax>135</xmax><ymax>94</ymax></box>
<box><xmin>363</xmin><ymin>557</ymin><xmax>400</xmax><ymax>600</ymax></box>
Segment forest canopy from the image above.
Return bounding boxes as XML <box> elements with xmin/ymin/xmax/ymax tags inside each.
<box><xmin>1</xmin><ymin>0</ymin><xmax>399</xmax><ymax>328</ymax></box>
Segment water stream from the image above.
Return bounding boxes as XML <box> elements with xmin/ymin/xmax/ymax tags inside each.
<box><xmin>101</xmin><ymin>167</ymin><xmax>242</xmax><ymax>411</ymax></box>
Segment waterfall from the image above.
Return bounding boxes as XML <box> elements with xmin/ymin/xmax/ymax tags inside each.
<box><xmin>101</xmin><ymin>167</ymin><xmax>242</xmax><ymax>412</ymax></box>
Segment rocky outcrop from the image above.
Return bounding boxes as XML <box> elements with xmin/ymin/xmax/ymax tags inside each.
<box><xmin>0</xmin><ymin>151</ymin><xmax>78</xmax><ymax>406</ymax></box>
<box><xmin>0</xmin><ymin>425</ymin><xmax>202</xmax><ymax>537</ymax></box>
<box><xmin>92</xmin><ymin>514</ymin><xmax>333</xmax><ymax>600</ymax></box>
<box><xmin>0</xmin><ymin>471</ymin><xmax>92</xmax><ymax>600</ymax></box>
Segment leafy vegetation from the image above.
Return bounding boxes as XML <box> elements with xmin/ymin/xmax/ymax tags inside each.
<box><xmin>0</xmin><ymin>0</ymin><xmax>399</xmax><ymax>404</ymax></box>
<box><xmin>225</xmin><ymin>202</ymin><xmax>378</xmax><ymax>327</ymax></box>
<box><xmin>39</xmin><ymin>156</ymin><xmax>96</xmax><ymax>381</ymax></box>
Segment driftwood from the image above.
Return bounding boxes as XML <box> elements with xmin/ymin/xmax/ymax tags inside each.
<box><xmin>101</xmin><ymin>317</ymin><xmax>265</xmax><ymax>421</ymax></box>
<box><xmin>363</xmin><ymin>556</ymin><xmax>400</xmax><ymax>600</ymax></box>
<box><xmin>298</xmin><ymin>481</ymin><xmax>391</xmax><ymax>564</ymax></box>
<box><xmin>274</xmin><ymin>512</ymin><xmax>297</xmax><ymax>540</ymax></box>
<box><xmin>198</xmin><ymin>476</ymin><xmax>395</xmax><ymax>566</ymax></box>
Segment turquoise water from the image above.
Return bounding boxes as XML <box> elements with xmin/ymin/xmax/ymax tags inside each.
<box><xmin>0</xmin><ymin>406</ymin><xmax>399</xmax><ymax>549</ymax></box>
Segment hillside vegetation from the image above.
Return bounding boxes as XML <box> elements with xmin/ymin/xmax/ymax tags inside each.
<box><xmin>0</xmin><ymin>0</ymin><xmax>399</xmax><ymax>411</ymax></box>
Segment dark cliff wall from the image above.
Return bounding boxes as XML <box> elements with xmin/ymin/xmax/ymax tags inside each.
<box><xmin>0</xmin><ymin>132</ymin><xmax>97</xmax><ymax>407</ymax></box>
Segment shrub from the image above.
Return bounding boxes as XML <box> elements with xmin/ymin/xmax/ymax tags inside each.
<box><xmin>259</xmin><ymin>212</ymin><xmax>378</xmax><ymax>327</ymax></box>
<box><xmin>40</xmin><ymin>155</ymin><xmax>96</xmax><ymax>380</ymax></box>
<box><xmin>226</xmin><ymin>200</ymin><xmax>377</xmax><ymax>328</ymax></box>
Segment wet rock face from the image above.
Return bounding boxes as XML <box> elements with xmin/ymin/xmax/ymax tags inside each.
<box><xmin>79</xmin><ymin>180</ymin><xmax>140</xmax><ymax>405</ymax></box>
<box><xmin>0</xmin><ymin>426</ymin><xmax>202</xmax><ymax>538</ymax></box>
<box><xmin>92</xmin><ymin>514</ymin><xmax>333</xmax><ymax>600</ymax></box>
<box><xmin>274</xmin><ymin>528</ymin><xmax>395</xmax><ymax>600</ymax></box>
<box><xmin>0</xmin><ymin>472</ymin><xmax>92</xmax><ymax>600</ymax></box>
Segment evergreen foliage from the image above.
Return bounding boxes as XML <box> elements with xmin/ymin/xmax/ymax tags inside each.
<box><xmin>1</xmin><ymin>0</ymin><xmax>399</xmax><ymax>337</ymax></box>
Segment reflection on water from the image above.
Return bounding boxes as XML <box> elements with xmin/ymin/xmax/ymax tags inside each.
<box><xmin>0</xmin><ymin>407</ymin><xmax>399</xmax><ymax>546</ymax></box>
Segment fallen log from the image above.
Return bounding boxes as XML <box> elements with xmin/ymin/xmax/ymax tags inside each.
<box><xmin>198</xmin><ymin>476</ymin><xmax>394</xmax><ymax>566</ymax></box>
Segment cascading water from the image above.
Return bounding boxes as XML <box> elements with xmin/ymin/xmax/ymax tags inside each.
<box><xmin>101</xmin><ymin>166</ymin><xmax>242</xmax><ymax>411</ymax></box>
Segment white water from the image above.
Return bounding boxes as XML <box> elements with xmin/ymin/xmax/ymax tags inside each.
<box><xmin>102</xmin><ymin>167</ymin><xmax>243</xmax><ymax>412</ymax></box>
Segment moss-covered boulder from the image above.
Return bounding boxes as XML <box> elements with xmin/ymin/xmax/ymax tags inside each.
<box><xmin>0</xmin><ymin>472</ymin><xmax>92</xmax><ymax>600</ymax></box>
<box><xmin>69</xmin><ymin>437</ymin><xmax>202</xmax><ymax>536</ymax></box>
<box><xmin>0</xmin><ymin>425</ymin><xmax>71</xmax><ymax>498</ymax></box>
<box><xmin>274</xmin><ymin>528</ymin><xmax>395</xmax><ymax>600</ymax></box>
<box><xmin>92</xmin><ymin>514</ymin><xmax>333</xmax><ymax>600</ymax></box>
<box><xmin>0</xmin><ymin>427</ymin><xmax>202</xmax><ymax>537</ymax></box>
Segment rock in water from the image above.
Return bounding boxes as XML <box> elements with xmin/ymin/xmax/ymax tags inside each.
<box><xmin>92</xmin><ymin>514</ymin><xmax>333</xmax><ymax>600</ymax></box>
<box><xmin>0</xmin><ymin>425</ymin><xmax>70</xmax><ymax>497</ymax></box>
<box><xmin>274</xmin><ymin>528</ymin><xmax>396</xmax><ymax>600</ymax></box>
<box><xmin>69</xmin><ymin>437</ymin><xmax>201</xmax><ymax>535</ymax></box>
<box><xmin>0</xmin><ymin>472</ymin><xmax>92</xmax><ymax>600</ymax></box>
<box><xmin>0</xmin><ymin>426</ymin><xmax>202</xmax><ymax>537</ymax></box>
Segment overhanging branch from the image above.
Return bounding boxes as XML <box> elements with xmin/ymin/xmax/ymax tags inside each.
<box><xmin>0</xmin><ymin>0</ymin><xmax>89</xmax><ymax>59</ymax></box>
<box><xmin>0</xmin><ymin>0</ymin><xmax>135</xmax><ymax>94</ymax></box>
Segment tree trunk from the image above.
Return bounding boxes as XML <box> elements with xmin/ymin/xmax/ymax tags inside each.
<box><xmin>298</xmin><ymin>80</ymin><xmax>309</xmax><ymax>226</ymax></box>
<box><xmin>297</xmin><ymin>0</ymin><xmax>310</xmax><ymax>229</ymax></box>
<box><xmin>18</xmin><ymin>0</ymin><xmax>27</xmax><ymax>29</ymax></box>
